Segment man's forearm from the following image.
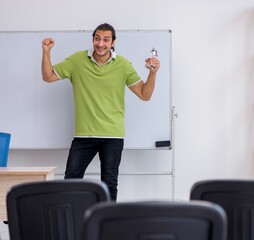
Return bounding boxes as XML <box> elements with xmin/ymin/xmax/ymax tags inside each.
<box><xmin>142</xmin><ymin>71</ymin><xmax>157</xmax><ymax>101</ymax></box>
<box><xmin>41</xmin><ymin>51</ymin><xmax>58</xmax><ymax>82</ymax></box>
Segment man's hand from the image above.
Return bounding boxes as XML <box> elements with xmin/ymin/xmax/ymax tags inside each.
<box><xmin>145</xmin><ymin>57</ymin><xmax>160</xmax><ymax>72</ymax></box>
<box><xmin>42</xmin><ymin>38</ymin><xmax>55</xmax><ymax>52</ymax></box>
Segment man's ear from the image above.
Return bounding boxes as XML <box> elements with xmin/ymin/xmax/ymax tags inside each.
<box><xmin>111</xmin><ymin>40</ymin><xmax>116</xmax><ymax>48</ymax></box>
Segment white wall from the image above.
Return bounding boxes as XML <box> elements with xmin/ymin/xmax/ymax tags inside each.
<box><xmin>1</xmin><ymin>0</ymin><xmax>254</xmax><ymax>201</ymax></box>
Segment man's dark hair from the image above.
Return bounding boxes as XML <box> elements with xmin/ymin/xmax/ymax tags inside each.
<box><xmin>92</xmin><ymin>23</ymin><xmax>116</xmax><ymax>51</ymax></box>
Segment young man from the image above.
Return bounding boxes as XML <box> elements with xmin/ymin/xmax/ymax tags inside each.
<box><xmin>41</xmin><ymin>23</ymin><xmax>160</xmax><ymax>201</ymax></box>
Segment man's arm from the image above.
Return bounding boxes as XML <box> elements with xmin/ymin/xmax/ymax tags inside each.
<box><xmin>129</xmin><ymin>57</ymin><xmax>160</xmax><ymax>101</ymax></box>
<box><xmin>41</xmin><ymin>38</ymin><xmax>60</xmax><ymax>83</ymax></box>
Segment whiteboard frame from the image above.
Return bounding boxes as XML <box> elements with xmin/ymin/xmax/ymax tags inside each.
<box><xmin>0</xmin><ymin>30</ymin><xmax>172</xmax><ymax>150</ymax></box>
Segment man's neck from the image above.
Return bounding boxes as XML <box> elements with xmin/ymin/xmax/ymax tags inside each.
<box><xmin>93</xmin><ymin>51</ymin><xmax>111</xmax><ymax>67</ymax></box>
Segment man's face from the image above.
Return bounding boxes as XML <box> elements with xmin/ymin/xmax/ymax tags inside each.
<box><xmin>93</xmin><ymin>30</ymin><xmax>115</xmax><ymax>58</ymax></box>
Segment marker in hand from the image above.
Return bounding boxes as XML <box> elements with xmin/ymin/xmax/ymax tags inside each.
<box><xmin>145</xmin><ymin>47</ymin><xmax>158</xmax><ymax>70</ymax></box>
<box><xmin>151</xmin><ymin>47</ymin><xmax>158</xmax><ymax>58</ymax></box>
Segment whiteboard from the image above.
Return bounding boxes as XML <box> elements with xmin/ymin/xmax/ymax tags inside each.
<box><xmin>0</xmin><ymin>30</ymin><xmax>172</xmax><ymax>149</ymax></box>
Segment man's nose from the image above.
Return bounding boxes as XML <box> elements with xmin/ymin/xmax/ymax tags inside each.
<box><xmin>98</xmin><ymin>40</ymin><xmax>104</xmax><ymax>46</ymax></box>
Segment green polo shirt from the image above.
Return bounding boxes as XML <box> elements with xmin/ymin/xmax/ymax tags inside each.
<box><xmin>53</xmin><ymin>50</ymin><xmax>141</xmax><ymax>138</ymax></box>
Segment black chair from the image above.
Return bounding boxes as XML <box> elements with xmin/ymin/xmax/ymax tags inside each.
<box><xmin>80</xmin><ymin>200</ymin><xmax>227</xmax><ymax>240</ymax></box>
<box><xmin>7</xmin><ymin>179</ymin><xmax>110</xmax><ymax>240</ymax></box>
<box><xmin>190</xmin><ymin>179</ymin><xmax>254</xmax><ymax>240</ymax></box>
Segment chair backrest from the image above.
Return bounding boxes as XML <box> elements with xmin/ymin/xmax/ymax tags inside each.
<box><xmin>190</xmin><ymin>179</ymin><xmax>254</xmax><ymax>240</ymax></box>
<box><xmin>7</xmin><ymin>179</ymin><xmax>110</xmax><ymax>240</ymax></box>
<box><xmin>0</xmin><ymin>132</ymin><xmax>11</xmax><ymax>167</ymax></box>
<box><xmin>80</xmin><ymin>200</ymin><xmax>227</xmax><ymax>240</ymax></box>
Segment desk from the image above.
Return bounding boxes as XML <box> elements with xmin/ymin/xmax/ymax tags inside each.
<box><xmin>0</xmin><ymin>166</ymin><xmax>56</xmax><ymax>221</ymax></box>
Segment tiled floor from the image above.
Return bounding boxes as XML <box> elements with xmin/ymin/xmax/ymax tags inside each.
<box><xmin>0</xmin><ymin>222</ymin><xmax>9</xmax><ymax>240</ymax></box>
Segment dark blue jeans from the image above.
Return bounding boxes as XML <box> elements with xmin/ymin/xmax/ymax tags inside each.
<box><xmin>64</xmin><ymin>138</ymin><xmax>124</xmax><ymax>201</ymax></box>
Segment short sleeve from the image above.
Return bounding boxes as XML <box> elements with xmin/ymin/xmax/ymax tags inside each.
<box><xmin>125</xmin><ymin>61</ymin><xmax>141</xmax><ymax>87</ymax></box>
<box><xmin>53</xmin><ymin>56</ymin><xmax>74</xmax><ymax>80</ymax></box>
